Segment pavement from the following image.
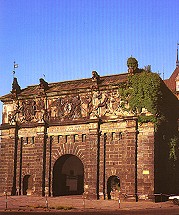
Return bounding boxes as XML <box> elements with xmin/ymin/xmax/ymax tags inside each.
<box><xmin>0</xmin><ymin>195</ymin><xmax>178</xmax><ymax>212</ymax></box>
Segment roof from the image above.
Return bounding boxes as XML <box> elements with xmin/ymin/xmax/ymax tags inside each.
<box><xmin>164</xmin><ymin>67</ymin><xmax>179</xmax><ymax>92</ymax></box>
<box><xmin>0</xmin><ymin>72</ymin><xmax>128</xmax><ymax>101</ymax></box>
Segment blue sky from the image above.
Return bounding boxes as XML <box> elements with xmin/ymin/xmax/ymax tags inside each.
<box><xmin>0</xmin><ymin>0</ymin><xmax>179</xmax><ymax>123</ymax></box>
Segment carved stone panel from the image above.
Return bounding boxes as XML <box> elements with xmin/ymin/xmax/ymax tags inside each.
<box><xmin>49</xmin><ymin>95</ymin><xmax>82</xmax><ymax>122</ymax></box>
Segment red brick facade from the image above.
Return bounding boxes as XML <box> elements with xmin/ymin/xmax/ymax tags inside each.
<box><xmin>0</xmin><ymin>67</ymin><xmax>178</xmax><ymax>200</ymax></box>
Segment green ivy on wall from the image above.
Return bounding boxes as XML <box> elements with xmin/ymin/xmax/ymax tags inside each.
<box><xmin>169</xmin><ymin>136</ymin><xmax>179</xmax><ymax>162</ymax></box>
<box><xmin>128</xmin><ymin>72</ymin><xmax>161</xmax><ymax>114</ymax></box>
<box><xmin>118</xmin><ymin>70</ymin><xmax>162</xmax><ymax>124</ymax></box>
<box><xmin>118</xmin><ymin>68</ymin><xmax>179</xmax><ymax>162</ymax></box>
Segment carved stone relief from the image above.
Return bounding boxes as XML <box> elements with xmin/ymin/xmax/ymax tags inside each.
<box><xmin>8</xmin><ymin>98</ymin><xmax>46</xmax><ymax>124</ymax></box>
<box><xmin>21</xmin><ymin>100</ymin><xmax>36</xmax><ymax>122</ymax></box>
<box><xmin>7</xmin><ymin>88</ymin><xmax>132</xmax><ymax>124</ymax></box>
<box><xmin>36</xmin><ymin>98</ymin><xmax>46</xmax><ymax>122</ymax></box>
<box><xmin>87</xmin><ymin>89</ymin><xmax>131</xmax><ymax>118</ymax></box>
<box><xmin>49</xmin><ymin>95</ymin><xmax>82</xmax><ymax>121</ymax></box>
<box><xmin>8</xmin><ymin>100</ymin><xmax>20</xmax><ymax>124</ymax></box>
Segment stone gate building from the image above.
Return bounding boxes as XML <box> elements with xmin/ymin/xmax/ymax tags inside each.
<box><xmin>0</xmin><ymin>58</ymin><xmax>178</xmax><ymax>201</ymax></box>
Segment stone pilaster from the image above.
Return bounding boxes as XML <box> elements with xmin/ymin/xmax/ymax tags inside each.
<box><xmin>84</xmin><ymin>128</ymin><xmax>99</xmax><ymax>199</ymax></box>
<box><xmin>137</xmin><ymin>122</ymin><xmax>155</xmax><ymax>200</ymax></box>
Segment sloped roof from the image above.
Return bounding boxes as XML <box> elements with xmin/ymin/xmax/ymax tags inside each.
<box><xmin>164</xmin><ymin>67</ymin><xmax>179</xmax><ymax>92</ymax></box>
<box><xmin>0</xmin><ymin>72</ymin><xmax>128</xmax><ymax>101</ymax></box>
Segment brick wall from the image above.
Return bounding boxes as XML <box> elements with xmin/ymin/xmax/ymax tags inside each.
<box><xmin>0</xmin><ymin>119</ymin><xmax>156</xmax><ymax>200</ymax></box>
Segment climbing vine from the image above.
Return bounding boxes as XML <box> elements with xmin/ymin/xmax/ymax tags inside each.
<box><xmin>119</xmin><ymin>69</ymin><xmax>179</xmax><ymax>162</ymax></box>
<box><xmin>129</xmin><ymin>72</ymin><xmax>161</xmax><ymax>114</ymax></box>
<box><xmin>118</xmin><ymin>70</ymin><xmax>163</xmax><ymax>123</ymax></box>
<box><xmin>169</xmin><ymin>136</ymin><xmax>179</xmax><ymax>162</ymax></box>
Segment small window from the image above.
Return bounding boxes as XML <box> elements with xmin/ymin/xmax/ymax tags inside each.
<box><xmin>82</xmin><ymin>134</ymin><xmax>86</xmax><ymax>142</ymax></box>
<box><xmin>119</xmin><ymin>132</ymin><xmax>122</xmax><ymax>140</ymax></box>
<box><xmin>23</xmin><ymin>137</ymin><xmax>28</xmax><ymax>145</ymax></box>
<box><xmin>20</xmin><ymin>137</ymin><xmax>23</xmax><ymax>143</ymax></box>
<box><xmin>111</xmin><ymin>132</ymin><xmax>115</xmax><ymax>140</ymax></box>
<box><xmin>31</xmin><ymin>137</ymin><xmax>35</xmax><ymax>144</ymax></box>
<box><xmin>104</xmin><ymin>133</ymin><xmax>107</xmax><ymax>141</ymax></box>
<box><xmin>58</xmin><ymin>135</ymin><xmax>62</xmax><ymax>143</ymax></box>
<box><xmin>65</xmin><ymin>135</ymin><xmax>70</xmax><ymax>143</ymax></box>
<box><xmin>74</xmin><ymin>134</ymin><xmax>79</xmax><ymax>142</ymax></box>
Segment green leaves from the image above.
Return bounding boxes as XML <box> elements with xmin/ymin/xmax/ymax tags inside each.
<box><xmin>118</xmin><ymin>70</ymin><xmax>163</xmax><ymax>123</ymax></box>
<box><xmin>119</xmin><ymin>70</ymin><xmax>179</xmax><ymax>164</ymax></box>
<box><xmin>128</xmin><ymin>71</ymin><xmax>161</xmax><ymax>115</ymax></box>
<box><xmin>169</xmin><ymin>136</ymin><xmax>179</xmax><ymax>162</ymax></box>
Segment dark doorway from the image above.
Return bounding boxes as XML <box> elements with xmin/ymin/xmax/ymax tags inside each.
<box><xmin>23</xmin><ymin>175</ymin><xmax>33</xmax><ymax>195</ymax></box>
<box><xmin>53</xmin><ymin>154</ymin><xmax>84</xmax><ymax>196</ymax></box>
<box><xmin>107</xmin><ymin>175</ymin><xmax>120</xmax><ymax>199</ymax></box>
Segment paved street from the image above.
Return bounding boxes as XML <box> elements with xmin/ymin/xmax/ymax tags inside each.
<box><xmin>0</xmin><ymin>208</ymin><xmax>179</xmax><ymax>215</ymax></box>
<box><xmin>0</xmin><ymin>195</ymin><xmax>178</xmax><ymax>214</ymax></box>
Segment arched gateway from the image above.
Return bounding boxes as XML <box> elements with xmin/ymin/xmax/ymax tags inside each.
<box><xmin>23</xmin><ymin>175</ymin><xmax>33</xmax><ymax>195</ymax></box>
<box><xmin>2</xmin><ymin>60</ymin><xmax>177</xmax><ymax>200</ymax></box>
<box><xmin>107</xmin><ymin>175</ymin><xmax>120</xmax><ymax>199</ymax></box>
<box><xmin>52</xmin><ymin>154</ymin><xmax>84</xmax><ymax>196</ymax></box>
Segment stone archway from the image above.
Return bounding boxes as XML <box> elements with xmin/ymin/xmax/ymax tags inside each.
<box><xmin>107</xmin><ymin>175</ymin><xmax>120</xmax><ymax>199</ymax></box>
<box><xmin>52</xmin><ymin>154</ymin><xmax>84</xmax><ymax>196</ymax></box>
<box><xmin>23</xmin><ymin>175</ymin><xmax>33</xmax><ymax>195</ymax></box>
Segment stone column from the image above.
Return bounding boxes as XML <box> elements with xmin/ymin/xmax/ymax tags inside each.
<box><xmin>45</xmin><ymin>135</ymin><xmax>53</xmax><ymax>196</ymax></box>
<box><xmin>0</xmin><ymin>127</ymin><xmax>17</xmax><ymax>195</ymax></box>
<box><xmin>34</xmin><ymin>126</ymin><xmax>46</xmax><ymax>195</ymax></box>
<box><xmin>98</xmin><ymin>133</ymin><xmax>106</xmax><ymax>199</ymax></box>
<box><xmin>137</xmin><ymin>122</ymin><xmax>155</xmax><ymax>200</ymax></box>
<box><xmin>18</xmin><ymin>137</ymin><xmax>23</xmax><ymax>195</ymax></box>
<box><xmin>84</xmin><ymin>125</ymin><xmax>100</xmax><ymax>199</ymax></box>
<box><xmin>11</xmin><ymin>123</ymin><xmax>19</xmax><ymax>195</ymax></box>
